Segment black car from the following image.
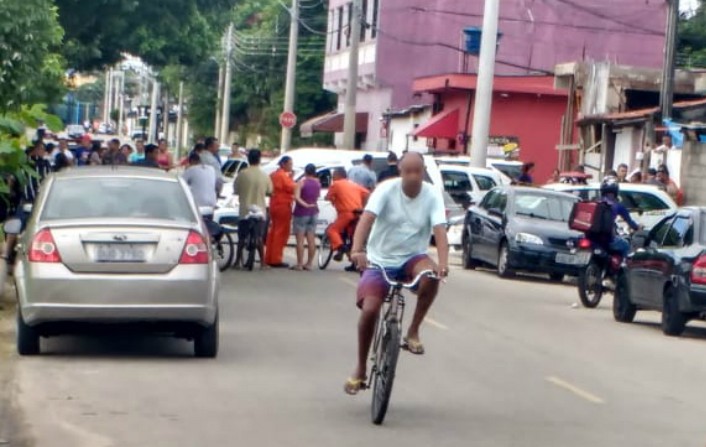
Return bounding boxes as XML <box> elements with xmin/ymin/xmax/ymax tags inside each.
<box><xmin>615</xmin><ymin>207</ymin><xmax>706</xmax><ymax>336</ymax></box>
<box><xmin>461</xmin><ymin>186</ymin><xmax>582</xmax><ymax>280</ymax></box>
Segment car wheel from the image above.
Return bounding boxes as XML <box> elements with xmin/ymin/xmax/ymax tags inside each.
<box><xmin>662</xmin><ymin>286</ymin><xmax>687</xmax><ymax>336</ymax></box>
<box><xmin>194</xmin><ymin>313</ymin><xmax>219</xmax><ymax>358</ymax></box>
<box><xmin>16</xmin><ymin>311</ymin><xmax>40</xmax><ymax>356</ymax></box>
<box><xmin>549</xmin><ymin>273</ymin><xmax>565</xmax><ymax>282</ymax></box>
<box><xmin>497</xmin><ymin>242</ymin><xmax>514</xmax><ymax>278</ymax></box>
<box><xmin>461</xmin><ymin>233</ymin><xmax>478</xmax><ymax>270</ymax></box>
<box><xmin>612</xmin><ymin>272</ymin><xmax>636</xmax><ymax>323</ymax></box>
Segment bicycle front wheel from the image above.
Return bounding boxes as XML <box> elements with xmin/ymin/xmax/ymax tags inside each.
<box><xmin>215</xmin><ymin>233</ymin><xmax>234</xmax><ymax>272</ymax></box>
<box><xmin>371</xmin><ymin>321</ymin><xmax>401</xmax><ymax>425</ymax></box>
<box><xmin>318</xmin><ymin>233</ymin><xmax>334</xmax><ymax>270</ymax></box>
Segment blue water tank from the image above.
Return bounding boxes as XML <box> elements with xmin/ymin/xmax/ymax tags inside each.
<box><xmin>463</xmin><ymin>27</ymin><xmax>502</xmax><ymax>55</ymax></box>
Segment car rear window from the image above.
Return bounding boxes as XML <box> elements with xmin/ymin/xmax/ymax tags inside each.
<box><xmin>619</xmin><ymin>191</ymin><xmax>669</xmax><ymax>212</ymax></box>
<box><xmin>473</xmin><ymin>174</ymin><xmax>497</xmax><ymax>191</ymax></box>
<box><xmin>42</xmin><ymin>177</ymin><xmax>196</xmax><ymax>222</ymax></box>
<box><xmin>491</xmin><ymin>163</ymin><xmax>522</xmax><ymax>180</ymax></box>
<box><xmin>513</xmin><ymin>193</ymin><xmax>576</xmax><ymax>222</ymax></box>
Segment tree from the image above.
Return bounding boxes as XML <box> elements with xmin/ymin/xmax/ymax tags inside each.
<box><xmin>0</xmin><ymin>0</ymin><xmax>65</xmax><ymax>111</ymax></box>
<box><xmin>679</xmin><ymin>2</ymin><xmax>706</xmax><ymax>67</ymax></box>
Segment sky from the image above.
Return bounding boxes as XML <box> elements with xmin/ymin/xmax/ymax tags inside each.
<box><xmin>682</xmin><ymin>0</ymin><xmax>700</xmax><ymax>15</ymax></box>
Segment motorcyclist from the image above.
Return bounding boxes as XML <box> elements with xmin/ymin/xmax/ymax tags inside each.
<box><xmin>599</xmin><ymin>176</ymin><xmax>640</xmax><ymax>258</ymax></box>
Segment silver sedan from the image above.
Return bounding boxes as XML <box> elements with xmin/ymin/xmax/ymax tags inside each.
<box><xmin>13</xmin><ymin>167</ymin><xmax>219</xmax><ymax>357</ymax></box>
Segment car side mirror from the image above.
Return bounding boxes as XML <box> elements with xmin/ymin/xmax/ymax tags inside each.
<box><xmin>630</xmin><ymin>229</ymin><xmax>650</xmax><ymax>251</ymax></box>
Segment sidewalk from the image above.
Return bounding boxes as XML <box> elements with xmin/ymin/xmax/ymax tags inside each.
<box><xmin>0</xmin><ymin>278</ymin><xmax>27</xmax><ymax>446</ymax></box>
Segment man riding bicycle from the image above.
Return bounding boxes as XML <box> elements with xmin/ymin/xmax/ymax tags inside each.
<box><xmin>234</xmin><ymin>149</ymin><xmax>272</xmax><ymax>270</ymax></box>
<box><xmin>325</xmin><ymin>168</ymin><xmax>370</xmax><ymax>264</ymax></box>
<box><xmin>344</xmin><ymin>152</ymin><xmax>449</xmax><ymax>395</ymax></box>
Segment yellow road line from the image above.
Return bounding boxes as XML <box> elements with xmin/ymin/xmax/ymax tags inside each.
<box><xmin>546</xmin><ymin>376</ymin><xmax>605</xmax><ymax>404</ymax></box>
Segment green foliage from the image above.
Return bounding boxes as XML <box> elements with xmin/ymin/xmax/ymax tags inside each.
<box><xmin>0</xmin><ymin>0</ymin><xmax>66</xmax><ymax>110</ymax></box>
<box><xmin>679</xmin><ymin>3</ymin><xmax>706</xmax><ymax>67</ymax></box>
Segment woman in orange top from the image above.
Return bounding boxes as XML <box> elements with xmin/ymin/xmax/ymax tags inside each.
<box><xmin>265</xmin><ymin>156</ymin><xmax>296</xmax><ymax>267</ymax></box>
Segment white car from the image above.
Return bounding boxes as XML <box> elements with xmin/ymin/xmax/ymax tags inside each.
<box><xmin>434</xmin><ymin>156</ymin><xmax>523</xmax><ymax>185</ymax></box>
<box><xmin>543</xmin><ymin>182</ymin><xmax>677</xmax><ymax>230</ymax></box>
<box><xmin>439</xmin><ymin>164</ymin><xmax>502</xmax><ymax>209</ymax></box>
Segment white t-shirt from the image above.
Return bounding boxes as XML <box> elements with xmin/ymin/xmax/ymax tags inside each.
<box><xmin>182</xmin><ymin>164</ymin><xmax>217</xmax><ymax>208</ymax></box>
<box><xmin>365</xmin><ymin>178</ymin><xmax>446</xmax><ymax>267</ymax></box>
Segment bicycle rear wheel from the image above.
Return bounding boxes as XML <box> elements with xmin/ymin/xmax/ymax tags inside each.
<box><xmin>371</xmin><ymin>320</ymin><xmax>401</xmax><ymax>425</ymax></box>
<box><xmin>318</xmin><ymin>233</ymin><xmax>334</xmax><ymax>270</ymax></box>
<box><xmin>215</xmin><ymin>233</ymin><xmax>234</xmax><ymax>272</ymax></box>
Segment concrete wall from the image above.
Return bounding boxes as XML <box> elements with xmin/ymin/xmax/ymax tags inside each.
<box><xmin>388</xmin><ymin>108</ymin><xmax>432</xmax><ymax>154</ymax></box>
<box><xmin>679</xmin><ymin>142</ymin><xmax>706</xmax><ymax>205</ymax></box>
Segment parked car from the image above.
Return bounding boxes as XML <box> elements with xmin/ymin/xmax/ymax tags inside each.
<box><xmin>439</xmin><ymin>164</ymin><xmax>501</xmax><ymax>209</ymax></box>
<box><xmin>131</xmin><ymin>130</ymin><xmax>148</xmax><ymax>141</ymax></box>
<box><xmin>65</xmin><ymin>124</ymin><xmax>86</xmax><ymax>140</ymax></box>
<box><xmin>543</xmin><ymin>182</ymin><xmax>677</xmax><ymax>231</ymax></box>
<box><xmin>615</xmin><ymin>207</ymin><xmax>706</xmax><ymax>336</ymax></box>
<box><xmin>434</xmin><ymin>156</ymin><xmax>524</xmax><ymax>185</ymax></box>
<box><xmin>461</xmin><ymin>186</ymin><xmax>582</xmax><ymax>280</ymax></box>
<box><xmin>13</xmin><ymin>167</ymin><xmax>220</xmax><ymax>357</ymax></box>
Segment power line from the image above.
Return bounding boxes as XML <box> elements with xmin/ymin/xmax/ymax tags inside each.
<box><xmin>548</xmin><ymin>0</ymin><xmax>662</xmax><ymax>36</ymax></box>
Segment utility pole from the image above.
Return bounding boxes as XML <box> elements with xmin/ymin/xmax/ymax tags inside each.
<box><xmin>215</xmin><ymin>64</ymin><xmax>224</xmax><ymax>139</ymax></box>
<box><xmin>342</xmin><ymin>0</ymin><xmax>362</xmax><ymax>150</ymax></box>
<box><xmin>117</xmin><ymin>72</ymin><xmax>125</xmax><ymax>136</ymax></box>
<box><xmin>176</xmin><ymin>81</ymin><xmax>185</xmax><ymax>159</ymax></box>
<box><xmin>220</xmin><ymin>23</ymin><xmax>234</xmax><ymax>144</ymax></box>
<box><xmin>106</xmin><ymin>69</ymin><xmax>114</xmax><ymax>124</ymax></box>
<box><xmin>469</xmin><ymin>0</ymin><xmax>500</xmax><ymax>168</ymax></box>
<box><xmin>148</xmin><ymin>81</ymin><xmax>160</xmax><ymax>144</ymax></box>
<box><xmin>660</xmin><ymin>0</ymin><xmax>679</xmax><ymax>119</ymax></box>
<box><xmin>280</xmin><ymin>0</ymin><xmax>300</xmax><ymax>153</ymax></box>
<box><xmin>103</xmin><ymin>69</ymin><xmax>111</xmax><ymax>123</ymax></box>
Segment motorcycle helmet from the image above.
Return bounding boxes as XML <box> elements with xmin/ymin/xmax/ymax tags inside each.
<box><xmin>600</xmin><ymin>176</ymin><xmax>620</xmax><ymax>196</ymax></box>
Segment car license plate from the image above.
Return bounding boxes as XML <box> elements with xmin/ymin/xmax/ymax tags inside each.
<box><xmin>95</xmin><ymin>244</ymin><xmax>146</xmax><ymax>263</ymax></box>
<box><xmin>555</xmin><ymin>251</ymin><xmax>590</xmax><ymax>266</ymax></box>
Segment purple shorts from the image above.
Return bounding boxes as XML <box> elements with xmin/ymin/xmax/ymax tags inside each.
<box><xmin>356</xmin><ymin>254</ymin><xmax>430</xmax><ymax>309</ymax></box>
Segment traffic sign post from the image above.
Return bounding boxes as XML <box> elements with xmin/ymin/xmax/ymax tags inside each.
<box><xmin>280</xmin><ymin>111</ymin><xmax>297</xmax><ymax>129</ymax></box>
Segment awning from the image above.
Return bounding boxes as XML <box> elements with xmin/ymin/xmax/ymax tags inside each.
<box><xmin>413</xmin><ymin>108</ymin><xmax>460</xmax><ymax>139</ymax></box>
<box><xmin>300</xmin><ymin>111</ymin><xmax>368</xmax><ymax>137</ymax></box>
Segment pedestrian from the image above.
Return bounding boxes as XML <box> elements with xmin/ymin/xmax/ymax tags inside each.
<box><xmin>616</xmin><ymin>163</ymin><xmax>629</xmax><ymax>183</ymax></box>
<box><xmin>76</xmin><ymin>134</ymin><xmax>92</xmax><ymax>165</ymax></box>
<box><xmin>517</xmin><ymin>162</ymin><xmax>535</xmax><ymax>185</ymax></box>
<box><xmin>181</xmin><ymin>151</ymin><xmax>217</xmax><ymax>208</ymax></box>
<box><xmin>650</xmin><ymin>134</ymin><xmax>675</xmax><ymax>169</ymax></box>
<box><xmin>326</xmin><ymin>168</ymin><xmax>370</xmax><ymax>263</ymax></box>
<box><xmin>546</xmin><ymin>168</ymin><xmax>561</xmax><ymax>184</ymax></box>
<box><xmin>102</xmin><ymin>138</ymin><xmax>127</xmax><ymax>165</ymax></box>
<box><xmin>234</xmin><ymin>149</ymin><xmax>272</xmax><ymax>270</ymax></box>
<box><xmin>132</xmin><ymin>144</ymin><xmax>161</xmax><ymax>168</ymax></box>
<box><xmin>645</xmin><ymin>168</ymin><xmax>662</xmax><ymax>187</ymax></box>
<box><xmin>129</xmin><ymin>139</ymin><xmax>146</xmax><ymax>164</ymax></box>
<box><xmin>377</xmin><ymin>151</ymin><xmax>400</xmax><ymax>183</ymax></box>
<box><xmin>348</xmin><ymin>154</ymin><xmax>377</xmax><ymax>190</ymax></box>
<box><xmin>54</xmin><ymin>152</ymin><xmax>71</xmax><ymax>172</ymax></box>
<box><xmin>156</xmin><ymin>139</ymin><xmax>174</xmax><ymax>171</ymax></box>
<box><xmin>292</xmin><ymin>163</ymin><xmax>321</xmax><ymax>271</ymax></box>
<box><xmin>52</xmin><ymin>135</ymin><xmax>76</xmax><ymax>167</ymax></box>
<box><xmin>656</xmin><ymin>164</ymin><xmax>683</xmax><ymax>204</ymax></box>
<box><xmin>265</xmin><ymin>156</ymin><xmax>296</xmax><ymax>268</ymax></box>
<box><xmin>120</xmin><ymin>144</ymin><xmax>134</xmax><ymax>161</ymax></box>
<box><xmin>88</xmin><ymin>141</ymin><xmax>105</xmax><ymax>166</ymax></box>
<box><xmin>202</xmin><ymin>136</ymin><xmax>225</xmax><ymax>194</ymax></box>
<box><xmin>629</xmin><ymin>170</ymin><xmax>643</xmax><ymax>184</ymax></box>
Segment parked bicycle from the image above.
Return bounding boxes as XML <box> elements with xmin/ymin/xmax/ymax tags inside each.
<box><xmin>367</xmin><ymin>263</ymin><xmax>438</xmax><ymax>425</ymax></box>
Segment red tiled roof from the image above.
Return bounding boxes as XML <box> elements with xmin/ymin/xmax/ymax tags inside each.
<box><xmin>413</xmin><ymin>73</ymin><xmax>566</xmax><ymax>97</ymax></box>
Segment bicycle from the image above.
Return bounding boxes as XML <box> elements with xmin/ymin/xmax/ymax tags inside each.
<box><xmin>367</xmin><ymin>263</ymin><xmax>438</xmax><ymax>425</ymax></box>
<box><xmin>203</xmin><ymin>213</ymin><xmax>235</xmax><ymax>272</ymax></box>
<box><xmin>236</xmin><ymin>207</ymin><xmax>266</xmax><ymax>271</ymax></box>
<box><xmin>318</xmin><ymin>210</ymin><xmax>361</xmax><ymax>270</ymax></box>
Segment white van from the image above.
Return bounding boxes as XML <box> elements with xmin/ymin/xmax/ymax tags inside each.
<box><xmin>434</xmin><ymin>155</ymin><xmax>523</xmax><ymax>185</ymax></box>
<box><xmin>438</xmin><ymin>164</ymin><xmax>502</xmax><ymax>208</ymax></box>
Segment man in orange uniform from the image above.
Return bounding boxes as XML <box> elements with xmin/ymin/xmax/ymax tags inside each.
<box><xmin>265</xmin><ymin>156</ymin><xmax>296</xmax><ymax>268</ymax></box>
<box><xmin>326</xmin><ymin>168</ymin><xmax>371</xmax><ymax>261</ymax></box>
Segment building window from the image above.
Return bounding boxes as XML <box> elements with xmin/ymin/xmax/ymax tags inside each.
<box><xmin>336</xmin><ymin>6</ymin><xmax>343</xmax><ymax>51</ymax></box>
<box><xmin>371</xmin><ymin>0</ymin><xmax>379</xmax><ymax>39</ymax></box>
<box><xmin>327</xmin><ymin>9</ymin><xmax>335</xmax><ymax>53</ymax></box>
<box><xmin>346</xmin><ymin>3</ymin><xmax>353</xmax><ymax>47</ymax></box>
<box><xmin>360</xmin><ymin>0</ymin><xmax>368</xmax><ymax>42</ymax></box>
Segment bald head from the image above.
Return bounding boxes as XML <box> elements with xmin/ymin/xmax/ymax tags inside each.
<box><xmin>399</xmin><ymin>151</ymin><xmax>425</xmax><ymax>197</ymax></box>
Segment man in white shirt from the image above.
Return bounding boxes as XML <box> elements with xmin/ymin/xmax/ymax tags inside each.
<box><xmin>53</xmin><ymin>135</ymin><xmax>75</xmax><ymax>166</ymax></box>
<box><xmin>201</xmin><ymin>136</ymin><xmax>224</xmax><ymax>194</ymax></box>
<box><xmin>344</xmin><ymin>152</ymin><xmax>449</xmax><ymax>395</ymax></box>
<box><xmin>650</xmin><ymin>134</ymin><xmax>675</xmax><ymax>169</ymax></box>
<box><xmin>182</xmin><ymin>152</ymin><xmax>217</xmax><ymax>209</ymax></box>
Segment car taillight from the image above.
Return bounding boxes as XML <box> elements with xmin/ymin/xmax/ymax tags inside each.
<box><xmin>578</xmin><ymin>238</ymin><xmax>592</xmax><ymax>250</ymax></box>
<box><xmin>28</xmin><ymin>229</ymin><xmax>61</xmax><ymax>263</ymax></box>
<box><xmin>179</xmin><ymin>231</ymin><xmax>209</xmax><ymax>264</ymax></box>
<box><xmin>691</xmin><ymin>255</ymin><xmax>706</xmax><ymax>285</ymax></box>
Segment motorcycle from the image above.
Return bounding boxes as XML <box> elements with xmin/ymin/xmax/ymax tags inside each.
<box><xmin>576</xmin><ymin>230</ymin><xmax>630</xmax><ymax>308</ymax></box>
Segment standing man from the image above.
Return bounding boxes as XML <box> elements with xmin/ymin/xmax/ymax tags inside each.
<box><xmin>102</xmin><ymin>138</ymin><xmax>127</xmax><ymax>165</ymax></box>
<box><xmin>265</xmin><ymin>156</ymin><xmax>296</xmax><ymax>268</ymax></box>
<box><xmin>234</xmin><ymin>149</ymin><xmax>272</xmax><ymax>269</ymax></box>
<box><xmin>181</xmin><ymin>152</ymin><xmax>217</xmax><ymax>209</ymax></box>
<box><xmin>52</xmin><ymin>135</ymin><xmax>76</xmax><ymax>167</ymax></box>
<box><xmin>202</xmin><ymin>136</ymin><xmax>224</xmax><ymax>194</ymax></box>
<box><xmin>133</xmin><ymin>144</ymin><xmax>161</xmax><ymax>168</ymax></box>
<box><xmin>650</xmin><ymin>134</ymin><xmax>676</xmax><ymax>170</ymax></box>
<box><xmin>348</xmin><ymin>154</ymin><xmax>377</xmax><ymax>190</ymax></box>
<box><xmin>377</xmin><ymin>151</ymin><xmax>399</xmax><ymax>183</ymax></box>
<box><xmin>129</xmin><ymin>139</ymin><xmax>146</xmax><ymax>164</ymax></box>
<box><xmin>656</xmin><ymin>164</ymin><xmax>683</xmax><ymax>205</ymax></box>
<box><xmin>616</xmin><ymin>163</ymin><xmax>629</xmax><ymax>183</ymax></box>
<box><xmin>344</xmin><ymin>152</ymin><xmax>449</xmax><ymax>395</ymax></box>
<box><xmin>325</xmin><ymin>169</ymin><xmax>370</xmax><ymax>261</ymax></box>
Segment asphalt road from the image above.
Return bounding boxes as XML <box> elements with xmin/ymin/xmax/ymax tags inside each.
<box><xmin>2</xmin><ymin>251</ymin><xmax>706</xmax><ymax>447</ymax></box>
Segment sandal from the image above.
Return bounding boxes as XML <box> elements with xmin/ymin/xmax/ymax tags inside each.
<box><xmin>343</xmin><ymin>377</ymin><xmax>367</xmax><ymax>395</ymax></box>
<box><xmin>402</xmin><ymin>337</ymin><xmax>425</xmax><ymax>355</ymax></box>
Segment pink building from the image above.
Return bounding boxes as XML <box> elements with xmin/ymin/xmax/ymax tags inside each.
<box><xmin>311</xmin><ymin>0</ymin><xmax>666</xmax><ymax>151</ymax></box>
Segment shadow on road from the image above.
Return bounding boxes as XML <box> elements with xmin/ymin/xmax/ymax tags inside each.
<box><xmin>631</xmin><ymin>320</ymin><xmax>706</xmax><ymax>340</ymax></box>
<box><xmin>39</xmin><ymin>333</ymin><xmax>196</xmax><ymax>359</ymax></box>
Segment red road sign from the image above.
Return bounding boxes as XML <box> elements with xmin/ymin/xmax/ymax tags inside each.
<box><xmin>279</xmin><ymin>111</ymin><xmax>297</xmax><ymax>129</ymax></box>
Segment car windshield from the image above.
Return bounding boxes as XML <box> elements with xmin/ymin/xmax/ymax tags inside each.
<box><xmin>492</xmin><ymin>163</ymin><xmax>522</xmax><ymax>180</ymax></box>
<box><xmin>41</xmin><ymin>177</ymin><xmax>196</xmax><ymax>222</ymax></box>
<box><xmin>557</xmin><ymin>188</ymin><xmax>669</xmax><ymax>212</ymax></box>
<box><xmin>513</xmin><ymin>193</ymin><xmax>576</xmax><ymax>222</ymax></box>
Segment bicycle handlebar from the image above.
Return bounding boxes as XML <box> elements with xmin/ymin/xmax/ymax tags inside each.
<box><xmin>370</xmin><ymin>263</ymin><xmax>438</xmax><ymax>289</ymax></box>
